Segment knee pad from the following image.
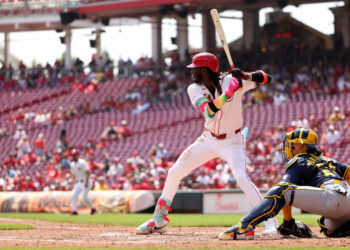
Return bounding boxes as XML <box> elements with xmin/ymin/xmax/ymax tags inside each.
<box><xmin>318</xmin><ymin>216</ymin><xmax>350</xmax><ymax>237</ymax></box>
<box><xmin>240</xmin><ymin>182</ymin><xmax>295</xmax><ymax>229</ymax></box>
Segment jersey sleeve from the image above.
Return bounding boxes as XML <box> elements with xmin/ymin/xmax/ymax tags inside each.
<box><xmin>334</xmin><ymin>161</ymin><xmax>350</xmax><ymax>183</ymax></box>
<box><xmin>242</xmin><ymin>79</ymin><xmax>256</xmax><ymax>93</ymax></box>
<box><xmin>282</xmin><ymin>157</ymin><xmax>301</xmax><ymax>184</ymax></box>
<box><xmin>187</xmin><ymin>84</ymin><xmax>206</xmax><ymax>107</ymax></box>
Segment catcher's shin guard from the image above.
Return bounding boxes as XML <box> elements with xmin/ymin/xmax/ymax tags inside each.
<box><xmin>240</xmin><ymin>182</ymin><xmax>295</xmax><ymax>229</ymax></box>
<box><xmin>136</xmin><ymin>197</ymin><xmax>172</xmax><ymax>235</ymax></box>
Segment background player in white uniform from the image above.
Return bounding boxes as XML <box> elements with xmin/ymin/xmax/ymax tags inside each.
<box><xmin>70</xmin><ymin>149</ymin><xmax>96</xmax><ymax>215</ymax></box>
<box><xmin>136</xmin><ymin>52</ymin><xmax>278</xmax><ymax>236</ymax></box>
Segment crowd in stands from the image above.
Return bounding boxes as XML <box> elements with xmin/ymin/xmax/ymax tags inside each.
<box><xmin>0</xmin><ymin>50</ymin><xmax>350</xmax><ymax>192</ymax></box>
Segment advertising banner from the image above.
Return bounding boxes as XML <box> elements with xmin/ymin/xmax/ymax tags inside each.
<box><xmin>0</xmin><ymin>190</ymin><xmax>155</xmax><ymax>213</ymax></box>
<box><xmin>203</xmin><ymin>192</ymin><xmax>301</xmax><ymax>214</ymax></box>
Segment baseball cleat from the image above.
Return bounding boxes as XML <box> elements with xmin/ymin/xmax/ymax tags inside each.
<box><xmin>135</xmin><ymin>219</ymin><xmax>168</xmax><ymax>235</ymax></box>
<box><xmin>90</xmin><ymin>208</ymin><xmax>97</xmax><ymax>215</ymax></box>
<box><xmin>261</xmin><ymin>227</ymin><xmax>279</xmax><ymax>236</ymax></box>
<box><xmin>218</xmin><ymin>225</ymin><xmax>255</xmax><ymax>240</ymax></box>
<box><xmin>70</xmin><ymin>211</ymin><xmax>78</xmax><ymax>215</ymax></box>
<box><xmin>219</xmin><ymin>225</ymin><xmax>254</xmax><ymax>240</ymax></box>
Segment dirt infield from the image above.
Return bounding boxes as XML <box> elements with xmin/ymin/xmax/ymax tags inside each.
<box><xmin>0</xmin><ymin>218</ymin><xmax>349</xmax><ymax>248</ymax></box>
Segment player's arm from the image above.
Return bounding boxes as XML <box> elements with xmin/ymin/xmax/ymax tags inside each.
<box><xmin>72</xmin><ymin>174</ymin><xmax>76</xmax><ymax>184</ymax></box>
<box><xmin>85</xmin><ymin>170</ymin><xmax>90</xmax><ymax>188</ymax></box>
<box><xmin>231</xmin><ymin>68</ymin><xmax>271</xmax><ymax>85</ymax></box>
<box><xmin>194</xmin><ymin>78</ymin><xmax>240</xmax><ymax>119</ymax></box>
<box><xmin>82</xmin><ymin>160</ymin><xmax>90</xmax><ymax>188</ymax></box>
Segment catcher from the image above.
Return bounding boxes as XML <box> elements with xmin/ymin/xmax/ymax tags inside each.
<box><xmin>219</xmin><ymin>128</ymin><xmax>350</xmax><ymax>240</ymax></box>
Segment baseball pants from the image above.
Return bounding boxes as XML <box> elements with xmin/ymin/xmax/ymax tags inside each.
<box><xmin>284</xmin><ymin>180</ymin><xmax>350</xmax><ymax>232</ymax></box>
<box><xmin>71</xmin><ymin>181</ymin><xmax>94</xmax><ymax>211</ymax></box>
<box><xmin>162</xmin><ymin>131</ymin><xmax>278</xmax><ymax>228</ymax></box>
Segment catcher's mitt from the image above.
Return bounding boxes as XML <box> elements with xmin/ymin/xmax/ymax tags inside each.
<box><xmin>278</xmin><ymin>219</ymin><xmax>312</xmax><ymax>238</ymax></box>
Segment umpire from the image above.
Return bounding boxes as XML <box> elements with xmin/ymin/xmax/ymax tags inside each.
<box><xmin>219</xmin><ymin>128</ymin><xmax>350</xmax><ymax>239</ymax></box>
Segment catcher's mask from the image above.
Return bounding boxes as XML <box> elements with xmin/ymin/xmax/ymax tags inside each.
<box><xmin>281</xmin><ymin>128</ymin><xmax>320</xmax><ymax>163</ymax></box>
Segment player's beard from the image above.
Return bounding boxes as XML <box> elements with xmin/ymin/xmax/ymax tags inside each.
<box><xmin>191</xmin><ymin>69</ymin><xmax>203</xmax><ymax>84</ymax></box>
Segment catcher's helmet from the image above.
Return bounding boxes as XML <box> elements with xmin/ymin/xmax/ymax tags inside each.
<box><xmin>187</xmin><ymin>52</ymin><xmax>219</xmax><ymax>73</ymax></box>
<box><xmin>71</xmin><ymin>148</ymin><xmax>79</xmax><ymax>157</ymax></box>
<box><xmin>282</xmin><ymin>128</ymin><xmax>320</xmax><ymax>163</ymax></box>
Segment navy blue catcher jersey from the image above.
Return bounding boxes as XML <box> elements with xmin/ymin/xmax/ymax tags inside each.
<box><xmin>282</xmin><ymin>150</ymin><xmax>350</xmax><ymax>187</ymax></box>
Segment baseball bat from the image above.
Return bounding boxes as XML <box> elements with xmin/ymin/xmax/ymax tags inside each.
<box><xmin>210</xmin><ymin>8</ymin><xmax>235</xmax><ymax>69</ymax></box>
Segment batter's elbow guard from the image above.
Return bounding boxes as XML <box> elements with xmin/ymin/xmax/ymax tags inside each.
<box><xmin>251</xmin><ymin>70</ymin><xmax>271</xmax><ymax>85</ymax></box>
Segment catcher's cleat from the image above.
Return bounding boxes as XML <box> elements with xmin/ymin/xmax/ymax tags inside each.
<box><xmin>90</xmin><ymin>208</ymin><xmax>97</xmax><ymax>215</ymax></box>
<box><xmin>70</xmin><ymin>211</ymin><xmax>78</xmax><ymax>215</ymax></box>
<box><xmin>135</xmin><ymin>219</ymin><xmax>168</xmax><ymax>235</ymax></box>
<box><xmin>218</xmin><ymin>225</ymin><xmax>255</xmax><ymax>240</ymax></box>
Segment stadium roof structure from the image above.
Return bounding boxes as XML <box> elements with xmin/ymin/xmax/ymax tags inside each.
<box><xmin>0</xmin><ymin>0</ymin><xmax>340</xmax><ymax>33</ymax></box>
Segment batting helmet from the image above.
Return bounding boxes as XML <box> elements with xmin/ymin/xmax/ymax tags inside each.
<box><xmin>282</xmin><ymin>128</ymin><xmax>320</xmax><ymax>162</ymax></box>
<box><xmin>71</xmin><ymin>148</ymin><xmax>79</xmax><ymax>157</ymax></box>
<box><xmin>187</xmin><ymin>52</ymin><xmax>219</xmax><ymax>73</ymax></box>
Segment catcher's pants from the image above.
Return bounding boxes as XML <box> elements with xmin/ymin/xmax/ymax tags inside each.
<box><xmin>161</xmin><ymin>131</ymin><xmax>278</xmax><ymax>228</ymax></box>
<box><xmin>71</xmin><ymin>180</ymin><xmax>94</xmax><ymax>211</ymax></box>
<box><xmin>284</xmin><ymin>180</ymin><xmax>350</xmax><ymax>232</ymax></box>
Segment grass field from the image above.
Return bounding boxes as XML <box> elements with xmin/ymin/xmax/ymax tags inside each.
<box><xmin>0</xmin><ymin>212</ymin><xmax>320</xmax><ymax>227</ymax></box>
<box><xmin>0</xmin><ymin>224</ymin><xmax>35</xmax><ymax>230</ymax></box>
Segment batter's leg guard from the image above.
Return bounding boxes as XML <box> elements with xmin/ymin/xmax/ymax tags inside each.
<box><xmin>219</xmin><ymin>182</ymin><xmax>295</xmax><ymax>240</ymax></box>
<box><xmin>135</xmin><ymin>197</ymin><xmax>172</xmax><ymax>235</ymax></box>
<box><xmin>318</xmin><ymin>217</ymin><xmax>350</xmax><ymax>238</ymax></box>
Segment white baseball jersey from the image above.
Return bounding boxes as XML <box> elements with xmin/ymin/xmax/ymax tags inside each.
<box><xmin>153</xmin><ymin>74</ymin><xmax>278</xmax><ymax>230</ymax></box>
<box><xmin>70</xmin><ymin>159</ymin><xmax>90</xmax><ymax>182</ymax></box>
<box><xmin>187</xmin><ymin>75</ymin><xmax>255</xmax><ymax>135</ymax></box>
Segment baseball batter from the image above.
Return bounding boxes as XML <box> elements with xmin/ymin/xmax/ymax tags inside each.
<box><xmin>70</xmin><ymin>149</ymin><xmax>96</xmax><ymax>215</ymax></box>
<box><xmin>219</xmin><ymin>128</ymin><xmax>350</xmax><ymax>240</ymax></box>
<box><xmin>136</xmin><ymin>52</ymin><xmax>278</xmax><ymax>235</ymax></box>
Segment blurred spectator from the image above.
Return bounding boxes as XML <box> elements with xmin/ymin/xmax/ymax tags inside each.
<box><xmin>273</xmin><ymin>90</ymin><xmax>287</xmax><ymax>106</ymax></box>
<box><xmin>3</xmin><ymin>153</ymin><xmax>18</xmax><ymax>168</ymax></box>
<box><xmin>211</xmin><ymin>177</ymin><xmax>225</xmax><ymax>189</ymax></box>
<box><xmin>55</xmin><ymin>129</ymin><xmax>69</xmax><ymax>153</ymax></box>
<box><xmin>16</xmin><ymin>135</ymin><xmax>31</xmax><ymax>159</ymax></box>
<box><xmin>264</xmin><ymin>167</ymin><xmax>278</xmax><ymax>187</ymax></box>
<box><xmin>101</xmin><ymin>122</ymin><xmax>119</xmax><ymax>140</ymax></box>
<box><xmin>328</xmin><ymin>106</ymin><xmax>345</xmax><ymax>123</ymax></box>
<box><xmin>20</xmin><ymin>151</ymin><xmax>39</xmax><ymax>165</ymax></box>
<box><xmin>116</xmin><ymin>120</ymin><xmax>131</xmax><ymax>138</ymax></box>
<box><xmin>93</xmin><ymin>176</ymin><xmax>109</xmax><ymax>190</ymax></box>
<box><xmin>323</xmin><ymin>125</ymin><xmax>340</xmax><ymax>145</ymax></box>
<box><xmin>155</xmin><ymin>143</ymin><xmax>169</xmax><ymax>161</ymax></box>
<box><xmin>87</xmin><ymin>156</ymin><xmax>102</xmax><ymax>173</ymax></box>
<box><xmin>13</xmin><ymin>125</ymin><xmax>26</xmax><ymax>140</ymax></box>
<box><xmin>5</xmin><ymin>165</ymin><xmax>17</xmax><ymax>179</ymax></box>
<box><xmin>0</xmin><ymin>127</ymin><xmax>9</xmax><ymax>138</ymax></box>
<box><xmin>296</xmin><ymin>115</ymin><xmax>309</xmax><ymax>128</ymax></box>
<box><xmin>85</xmin><ymin>79</ymin><xmax>99</xmax><ymax>94</ymax></box>
<box><xmin>34</xmin><ymin>133</ymin><xmax>46</xmax><ymax>159</ymax></box>
<box><xmin>195</xmin><ymin>169</ymin><xmax>210</xmax><ymax>189</ymax></box>
<box><xmin>107</xmin><ymin>157</ymin><xmax>124</xmax><ymax>177</ymax></box>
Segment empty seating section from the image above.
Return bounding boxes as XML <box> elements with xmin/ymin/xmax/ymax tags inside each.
<box><xmin>1</xmin><ymin>77</ymin><xmax>349</xmax><ymax>185</ymax></box>
<box><xmin>0</xmin><ymin>0</ymin><xmax>67</xmax><ymax>17</ymax></box>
